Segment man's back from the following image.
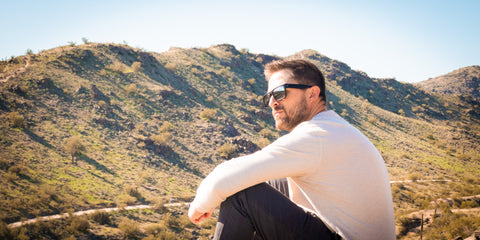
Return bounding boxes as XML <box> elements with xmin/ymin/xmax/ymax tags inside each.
<box><xmin>271</xmin><ymin>110</ymin><xmax>395</xmax><ymax>239</ymax></box>
<box><xmin>191</xmin><ymin>110</ymin><xmax>395</xmax><ymax>239</ymax></box>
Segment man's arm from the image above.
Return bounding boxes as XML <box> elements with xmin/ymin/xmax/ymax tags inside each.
<box><xmin>187</xmin><ymin>131</ymin><xmax>319</xmax><ymax>223</ymax></box>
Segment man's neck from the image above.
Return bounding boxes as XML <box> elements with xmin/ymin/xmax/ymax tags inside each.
<box><xmin>307</xmin><ymin>102</ymin><xmax>327</xmax><ymax>121</ymax></box>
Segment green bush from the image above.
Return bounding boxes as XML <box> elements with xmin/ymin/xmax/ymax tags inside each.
<box><xmin>0</xmin><ymin>158</ymin><xmax>9</xmax><ymax>170</ymax></box>
<box><xmin>65</xmin><ymin>136</ymin><xmax>84</xmax><ymax>165</ymax></box>
<box><xmin>200</xmin><ymin>108</ymin><xmax>217</xmax><ymax>121</ymax></box>
<box><xmin>408</xmin><ymin>173</ymin><xmax>421</xmax><ymax>182</ymax></box>
<box><xmin>164</xmin><ymin>62</ymin><xmax>177</xmax><ymax>71</ymax></box>
<box><xmin>159</xmin><ymin>121</ymin><xmax>173</xmax><ymax>132</ymax></box>
<box><xmin>460</xmin><ymin>200</ymin><xmax>479</xmax><ymax>209</ymax></box>
<box><xmin>150</xmin><ymin>132</ymin><xmax>172</xmax><ymax>146</ymax></box>
<box><xmin>97</xmin><ymin>100</ymin><xmax>107</xmax><ymax>108</ymax></box>
<box><xmin>131</xmin><ymin>61</ymin><xmax>142</xmax><ymax>72</ymax></box>
<box><xmin>125</xmin><ymin>185</ymin><xmax>143</xmax><ymax>201</ymax></box>
<box><xmin>150</xmin><ymin>197</ymin><xmax>168</xmax><ymax>213</ymax></box>
<box><xmin>0</xmin><ymin>221</ymin><xmax>14</xmax><ymax>240</ymax></box>
<box><xmin>125</xmin><ymin>83</ymin><xmax>137</xmax><ymax>96</ymax></box>
<box><xmin>424</xmin><ymin>212</ymin><xmax>480</xmax><ymax>240</ymax></box>
<box><xmin>259</xmin><ymin>129</ymin><xmax>278</xmax><ymax>140</ymax></box>
<box><xmin>144</xmin><ymin>222</ymin><xmax>166</xmax><ymax>236</ymax></box>
<box><xmin>107</xmin><ymin>62</ymin><xmax>127</xmax><ymax>74</ymax></box>
<box><xmin>119</xmin><ymin>218</ymin><xmax>141</xmax><ymax>239</ymax></box>
<box><xmin>67</xmin><ymin>215</ymin><xmax>90</xmax><ymax>234</ymax></box>
<box><xmin>255</xmin><ymin>137</ymin><xmax>270</xmax><ymax>149</ymax></box>
<box><xmin>4</xmin><ymin>171</ymin><xmax>18</xmax><ymax>182</ymax></box>
<box><xmin>217</xmin><ymin>143</ymin><xmax>236</xmax><ymax>159</ymax></box>
<box><xmin>8</xmin><ymin>112</ymin><xmax>26</xmax><ymax>128</ymax></box>
<box><xmin>90</xmin><ymin>210</ymin><xmax>111</xmax><ymax>225</ymax></box>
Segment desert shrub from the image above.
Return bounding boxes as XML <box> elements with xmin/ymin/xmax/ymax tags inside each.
<box><xmin>4</xmin><ymin>171</ymin><xmax>18</xmax><ymax>182</ymax></box>
<box><xmin>90</xmin><ymin>210</ymin><xmax>111</xmax><ymax>225</ymax></box>
<box><xmin>217</xmin><ymin>143</ymin><xmax>236</xmax><ymax>159</ymax></box>
<box><xmin>397</xmin><ymin>216</ymin><xmax>418</xmax><ymax>237</ymax></box>
<box><xmin>131</xmin><ymin>61</ymin><xmax>142</xmax><ymax>72</ymax></box>
<box><xmin>200</xmin><ymin>108</ymin><xmax>217</xmax><ymax>121</ymax></box>
<box><xmin>259</xmin><ymin>128</ymin><xmax>278</xmax><ymax>140</ymax></box>
<box><xmin>8</xmin><ymin>112</ymin><xmax>26</xmax><ymax>128</ymax></box>
<box><xmin>65</xmin><ymin>136</ymin><xmax>84</xmax><ymax>164</ymax></box>
<box><xmin>119</xmin><ymin>218</ymin><xmax>141</xmax><ymax>239</ymax></box>
<box><xmin>39</xmin><ymin>184</ymin><xmax>58</xmax><ymax>201</ymax></box>
<box><xmin>0</xmin><ymin>221</ymin><xmax>14</xmax><ymax>240</ymax></box>
<box><xmin>255</xmin><ymin>137</ymin><xmax>271</xmax><ymax>149</ymax></box>
<box><xmin>8</xmin><ymin>164</ymin><xmax>28</xmax><ymax>176</ymax></box>
<box><xmin>367</xmin><ymin>116</ymin><xmax>378</xmax><ymax>124</ymax></box>
<box><xmin>424</xmin><ymin>212</ymin><xmax>480</xmax><ymax>240</ymax></box>
<box><xmin>125</xmin><ymin>185</ymin><xmax>143</xmax><ymax>201</ymax></box>
<box><xmin>150</xmin><ymin>132</ymin><xmax>172</xmax><ymax>146</ymax></box>
<box><xmin>0</xmin><ymin>158</ymin><xmax>9</xmax><ymax>170</ymax></box>
<box><xmin>177</xmin><ymin>214</ymin><xmax>195</xmax><ymax>229</ymax></box>
<box><xmin>125</xmin><ymin>83</ymin><xmax>137</xmax><ymax>96</ymax></box>
<box><xmin>164</xmin><ymin>62</ymin><xmax>177</xmax><ymax>71</ymax></box>
<box><xmin>107</xmin><ymin>62</ymin><xmax>127</xmax><ymax>73</ymax></box>
<box><xmin>162</xmin><ymin>213</ymin><xmax>184</xmax><ymax>231</ymax></box>
<box><xmin>97</xmin><ymin>100</ymin><xmax>107</xmax><ymax>108</ymax></box>
<box><xmin>66</xmin><ymin>215</ymin><xmax>90</xmax><ymax>234</ymax></box>
<box><xmin>144</xmin><ymin>229</ymin><xmax>176</xmax><ymax>240</ymax></box>
<box><xmin>159</xmin><ymin>121</ymin><xmax>173</xmax><ymax>132</ymax></box>
<box><xmin>150</xmin><ymin>197</ymin><xmax>168</xmax><ymax>213</ymax></box>
<box><xmin>408</xmin><ymin>173</ymin><xmax>421</xmax><ymax>182</ymax></box>
<box><xmin>144</xmin><ymin>222</ymin><xmax>166</xmax><ymax>235</ymax></box>
<box><xmin>200</xmin><ymin>216</ymin><xmax>218</xmax><ymax>230</ymax></box>
<box><xmin>460</xmin><ymin>200</ymin><xmax>479</xmax><ymax>209</ymax></box>
<box><xmin>457</xmin><ymin>153</ymin><xmax>471</xmax><ymax>161</ymax></box>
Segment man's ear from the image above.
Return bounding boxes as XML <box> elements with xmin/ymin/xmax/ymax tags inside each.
<box><xmin>309</xmin><ymin>86</ymin><xmax>321</xmax><ymax>101</ymax></box>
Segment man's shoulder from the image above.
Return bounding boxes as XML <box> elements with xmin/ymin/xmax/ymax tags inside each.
<box><xmin>299</xmin><ymin>110</ymin><xmax>345</xmax><ymax>129</ymax></box>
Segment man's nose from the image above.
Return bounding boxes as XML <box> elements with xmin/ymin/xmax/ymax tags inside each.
<box><xmin>268</xmin><ymin>95</ymin><xmax>278</xmax><ymax>108</ymax></box>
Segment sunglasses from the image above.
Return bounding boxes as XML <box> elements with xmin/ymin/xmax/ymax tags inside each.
<box><xmin>262</xmin><ymin>84</ymin><xmax>313</xmax><ymax>107</ymax></box>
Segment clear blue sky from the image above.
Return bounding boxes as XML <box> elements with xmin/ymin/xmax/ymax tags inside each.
<box><xmin>1</xmin><ymin>0</ymin><xmax>478</xmax><ymax>83</ymax></box>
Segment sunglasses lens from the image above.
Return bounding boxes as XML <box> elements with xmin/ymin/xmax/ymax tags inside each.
<box><xmin>263</xmin><ymin>86</ymin><xmax>286</xmax><ymax>107</ymax></box>
<box><xmin>272</xmin><ymin>90</ymin><xmax>286</xmax><ymax>102</ymax></box>
<box><xmin>262</xmin><ymin>94</ymin><xmax>270</xmax><ymax>107</ymax></box>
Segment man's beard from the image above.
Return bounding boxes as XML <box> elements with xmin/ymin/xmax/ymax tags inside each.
<box><xmin>274</xmin><ymin>100</ymin><xmax>309</xmax><ymax>132</ymax></box>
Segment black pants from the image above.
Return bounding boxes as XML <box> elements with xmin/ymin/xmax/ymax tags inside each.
<box><xmin>213</xmin><ymin>179</ymin><xmax>341</xmax><ymax>240</ymax></box>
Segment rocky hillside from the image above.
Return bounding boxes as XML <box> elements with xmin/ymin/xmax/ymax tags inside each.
<box><xmin>1</xmin><ymin>43</ymin><xmax>479</xmax><ymax>239</ymax></box>
<box><xmin>415</xmin><ymin>65</ymin><xmax>480</xmax><ymax>100</ymax></box>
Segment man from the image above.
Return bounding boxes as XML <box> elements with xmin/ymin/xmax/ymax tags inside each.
<box><xmin>188</xmin><ymin>59</ymin><xmax>396</xmax><ymax>239</ymax></box>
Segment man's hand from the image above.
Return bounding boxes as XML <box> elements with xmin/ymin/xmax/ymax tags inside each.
<box><xmin>188</xmin><ymin>206</ymin><xmax>213</xmax><ymax>224</ymax></box>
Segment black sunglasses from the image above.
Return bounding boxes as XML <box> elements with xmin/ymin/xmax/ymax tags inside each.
<box><xmin>262</xmin><ymin>84</ymin><xmax>313</xmax><ymax>107</ymax></box>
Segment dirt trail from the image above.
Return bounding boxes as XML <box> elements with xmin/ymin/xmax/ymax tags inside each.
<box><xmin>0</xmin><ymin>55</ymin><xmax>31</xmax><ymax>83</ymax></box>
<box><xmin>389</xmin><ymin>179</ymin><xmax>452</xmax><ymax>184</ymax></box>
<box><xmin>7</xmin><ymin>202</ymin><xmax>189</xmax><ymax>228</ymax></box>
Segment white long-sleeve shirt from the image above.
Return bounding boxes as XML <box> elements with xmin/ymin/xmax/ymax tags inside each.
<box><xmin>190</xmin><ymin>110</ymin><xmax>396</xmax><ymax>240</ymax></box>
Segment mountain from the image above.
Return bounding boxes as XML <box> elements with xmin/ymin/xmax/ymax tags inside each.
<box><xmin>415</xmin><ymin>65</ymin><xmax>480</xmax><ymax>100</ymax></box>
<box><xmin>1</xmin><ymin>43</ymin><xmax>479</xmax><ymax>239</ymax></box>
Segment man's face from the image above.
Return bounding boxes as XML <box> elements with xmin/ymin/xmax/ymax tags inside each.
<box><xmin>267</xmin><ymin>69</ymin><xmax>310</xmax><ymax>132</ymax></box>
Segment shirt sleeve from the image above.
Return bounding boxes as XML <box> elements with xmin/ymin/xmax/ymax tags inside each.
<box><xmin>189</xmin><ymin>126</ymin><xmax>322</xmax><ymax>213</ymax></box>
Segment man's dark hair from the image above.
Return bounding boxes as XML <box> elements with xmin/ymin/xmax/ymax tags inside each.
<box><xmin>264</xmin><ymin>59</ymin><xmax>327</xmax><ymax>103</ymax></box>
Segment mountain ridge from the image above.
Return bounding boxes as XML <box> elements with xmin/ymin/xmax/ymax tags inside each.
<box><xmin>415</xmin><ymin>65</ymin><xmax>480</xmax><ymax>100</ymax></box>
<box><xmin>1</xmin><ymin>42</ymin><xmax>479</xmax><ymax>239</ymax></box>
